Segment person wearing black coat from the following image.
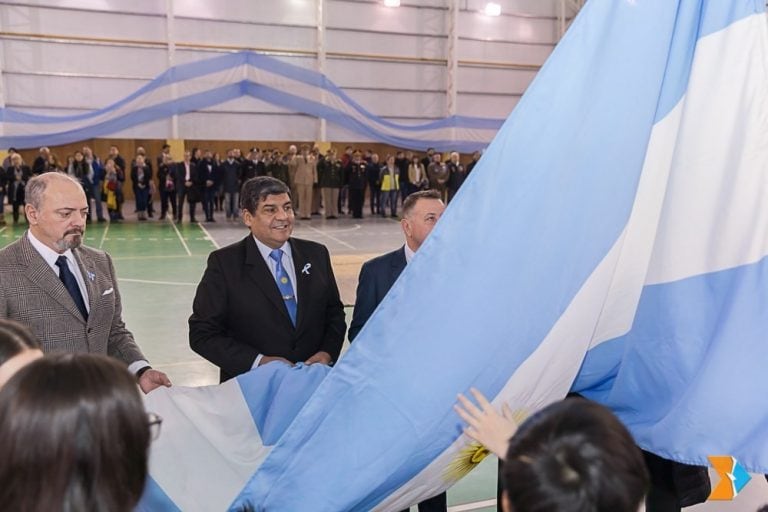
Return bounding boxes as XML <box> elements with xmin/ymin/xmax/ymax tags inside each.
<box><xmin>157</xmin><ymin>155</ymin><xmax>177</xmax><ymax>221</ymax></box>
<box><xmin>174</xmin><ymin>150</ymin><xmax>203</xmax><ymax>223</ymax></box>
<box><xmin>6</xmin><ymin>154</ymin><xmax>32</xmax><ymax>224</ymax></box>
<box><xmin>346</xmin><ymin>152</ymin><xmax>367</xmax><ymax>219</ymax></box>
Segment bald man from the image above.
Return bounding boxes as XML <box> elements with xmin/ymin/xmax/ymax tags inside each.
<box><xmin>0</xmin><ymin>173</ymin><xmax>170</xmax><ymax>393</ymax></box>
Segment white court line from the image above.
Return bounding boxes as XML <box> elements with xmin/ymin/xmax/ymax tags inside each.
<box><xmin>310</xmin><ymin>224</ymin><xmax>362</xmax><ymax>234</ymax></box>
<box><xmin>0</xmin><ymin>226</ymin><xmax>7</xmax><ymax>235</ymax></box>
<box><xmin>119</xmin><ymin>277</ymin><xmax>197</xmax><ymax>286</ymax></box>
<box><xmin>171</xmin><ymin>221</ymin><xmax>193</xmax><ymax>256</ymax></box>
<box><xmin>98</xmin><ymin>222</ymin><xmax>110</xmax><ymax>249</ymax></box>
<box><xmin>152</xmin><ymin>359</ymin><xmax>215</xmax><ymax>368</ymax></box>
<box><xmin>447</xmin><ymin>499</ymin><xmax>497</xmax><ymax>512</ymax></box>
<box><xmin>196</xmin><ymin>221</ymin><xmax>221</xmax><ymax>249</ymax></box>
<box><xmin>306</xmin><ymin>225</ymin><xmax>356</xmax><ymax>250</ymax></box>
<box><xmin>112</xmin><ymin>254</ymin><xmax>200</xmax><ymax>261</ymax></box>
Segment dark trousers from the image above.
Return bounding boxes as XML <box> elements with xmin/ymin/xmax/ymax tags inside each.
<box><xmin>398</xmin><ymin>491</ymin><xmax>447</xmax><ymax>512</ymax></box>
<box><xmin>348</xmin><ymin>188</ymin><xmax>364</xmax><ymax>218</ymax></box>
<box><xmin>11</xmin><ymin>200</ymin><xmax>24</xmax><ymax>223</ymax></box>
<box><xmin>91</xmin><ymin>182</ymin><xmax>105</xmax><ymax>220</ymax></box>
<box><xmin>338</xmin><ymin>185</ymin><xmax>348</xmax><ymax>213</ymax></box>
<box><xmin>160</xmin><ymin>188</ymin><xmax>177</xmax><ymax>219</ymax></box>
<box><xmin>382</xmin><ymin>190</ymin><xmax>398</xmax><ymax>216</ymax></box>
<box><xmin>368</xmin><ymin>182</ymin><xmax>381</xmax><ymax>214</ymax></box>
<box><xmin>204</xmin><ymin>187</ymin><xmax>216</xmax><ymax>220</ymax></box>
<box><xmin>177</xmin><ymin>188</ymin><xmax>198</xmax><ymax>222</ymax></box>
<box><xmin>135</xmin><ymin>188</ymin><xmax>149</xmax><ymax>212</ymax></box>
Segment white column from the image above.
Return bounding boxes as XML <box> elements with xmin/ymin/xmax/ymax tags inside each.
<box><xmin>166</xmin><ymin>0</ymin><xmax>179</xmax><ymax>139</ymax></box>
<box><xmin>316</xmin><ymin>0</ymin><xmax>327</xmax><ymax>142</ymax></box>
<box><xmin>446</xmin><ymin>0</ymin><xmax>459</xmax><ymax>117</ymax></box>
<box><xmin>558</xmin><ymin>0</ymin><xmax>567</xmax><ymax>39</ymax></box>
<box><xmin>0</xmin><ymin>16</ymin><xmax>6</xmax><ymax>139</ymax></box>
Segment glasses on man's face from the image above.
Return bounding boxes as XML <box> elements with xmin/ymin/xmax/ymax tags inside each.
<box><xmin>147</xmin><ymin>412</ymin><xmax>163</xmax><ymax>441</ymax></box>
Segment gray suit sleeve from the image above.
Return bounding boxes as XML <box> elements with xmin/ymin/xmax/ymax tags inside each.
<box><xmin>104</xmin><ymin>253</ymin><xmax>147</xmax><ymax>365</ymax></box>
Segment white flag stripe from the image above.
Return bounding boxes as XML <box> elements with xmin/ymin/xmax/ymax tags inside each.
<box><xmin>645</xmin><ymin>14</ymin><xmax>768</xmax><ymax>285</ymax></box>
<box><xmin>144</xmin><ymin>380</ymin><xmax>271</xmax><ymax>511</ymax></box>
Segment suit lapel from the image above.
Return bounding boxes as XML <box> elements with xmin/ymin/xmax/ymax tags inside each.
<box><xmin>391</xmin><ymin>246</ymin><xmax>407</xmax><ymax>283</ymax></box>
<box><xmin>244</xmin><ymin>236</ymin><xmax>293</xmax><ymax>326</ymax></box>
<box><xmin>290</xmin><ymin>239</ymin><xmax>311</xmax><ymax>330</ymax></box>
<box><xmin>73</xmin><ymin>249</ymin><xmax>97</xmax><ymax>324</ymax></box>
<box><xmin>18</xmin><ymin>234</ymin><xmax>86</xmax><ymax>324</ymax></box>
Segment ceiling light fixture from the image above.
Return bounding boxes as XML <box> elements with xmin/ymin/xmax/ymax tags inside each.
<box><xmin>484</xmin><ymin>2</ymin><xmax>501</xmax><ymax>16</ymax></box>
<box><xmin>384</xmin><ymin>0</ymin><xmax>400</xmax><ymax>7</ymax></box>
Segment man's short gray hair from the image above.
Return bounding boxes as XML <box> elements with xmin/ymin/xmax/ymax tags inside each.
<box><xmin>26</xmin><ymin>173</ymin><xmax>83</xmax><ymax>211</ymax></box>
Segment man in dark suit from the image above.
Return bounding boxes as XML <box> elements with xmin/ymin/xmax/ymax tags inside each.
<box><xmin>175</xmin><ymin>150</ymin><xmax>202</xmax><ymax>223</ymax></box>
<box><xmin>348</xmin><ymin>189</ymin><xmax>446</xmax><ymax>512</ymax></box>
<box><xmin>189</xmin><ymin>176</ymin><xmax>346</xmax><ymax>382</ymax></box>
<box><xmin>0</xmin><ymin>172</ymin><xmax>171</xmax><ymax>393</ymax></box>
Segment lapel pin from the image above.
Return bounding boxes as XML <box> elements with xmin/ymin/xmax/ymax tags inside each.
<box><xmin>301</xmin><ymin>263</ymin><xmax>312</xmax><ymax>275</ymax></box>
<box><xmin>86</xmin><ymin>271</ymin><xmax>95</xmax><ymax>282</ymax></box>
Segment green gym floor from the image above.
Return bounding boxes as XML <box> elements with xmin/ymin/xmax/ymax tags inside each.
<box><xmin>0</xmin><ymin>215</ymin><xmax>499</xmax><ymax>512</ymax></box>
<box><xmin>1</xmin><ymin>215</ymin><xmax>764</xmax><ymax>512</ymax></box>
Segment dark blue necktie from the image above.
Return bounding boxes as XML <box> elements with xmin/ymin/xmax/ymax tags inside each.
<box><xmin>269</xmin><ymin>249</ymin><xmax>297</xmax><ymax>326</ymax></box>
<box><xmin>55</xmin><ymin>255</ymin><xmax>88</xmax><ymax>320</ymax></box>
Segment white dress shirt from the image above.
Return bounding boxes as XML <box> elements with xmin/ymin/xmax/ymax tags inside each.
<box><xmin>27</xmin><ymin>231</ymin><xmax>149</xmax><ymax>375</ymax></box>
<box><xmin>27</xmin><ymin>230</ymin><xmax>90</xmax><ymax>312</ymax></box>
<box><xmin>251</xmin><ymin>236</ymin><xmax>298</xmax><ymax>368</ymax></box>
<box><xmin>404</xmin><ymin>243</ymin><xmax>416</xmax><ymax>264</ymax></box>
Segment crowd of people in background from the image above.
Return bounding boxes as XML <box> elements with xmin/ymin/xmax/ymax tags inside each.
<box><xmin>0</xmin><ymin>143</ymin><xmax>483</xmax><ymax>225</ymax></box>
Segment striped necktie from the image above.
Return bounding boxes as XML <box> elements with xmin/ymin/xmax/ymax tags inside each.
<box><xmin>269</xmin><ymin>249</ymin><xmax>297</xmax><ymax>326</ymax></box>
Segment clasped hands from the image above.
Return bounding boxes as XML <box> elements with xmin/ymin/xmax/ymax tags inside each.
<box><xmin>259</xmin><ymin>350</ymin><xmax>332</xmax><ymax>367</ymax></box>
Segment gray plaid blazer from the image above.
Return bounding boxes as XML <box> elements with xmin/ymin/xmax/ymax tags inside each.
<box><xmin>0</xmin><ymin>233</ymin><xmax>146</xmax><ymax>366</ymax></box>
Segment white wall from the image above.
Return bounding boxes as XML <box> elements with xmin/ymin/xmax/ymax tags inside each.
<box><xmin>0</xmin><ymin>0</ymin><xmax>579</xmax><ymax>143</ymax></box>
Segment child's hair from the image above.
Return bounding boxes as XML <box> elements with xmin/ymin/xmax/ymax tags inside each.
<box><xmin>503</xmin><ymin>398</ymin><xmax>648</xmax><ymax>512</ymax></box>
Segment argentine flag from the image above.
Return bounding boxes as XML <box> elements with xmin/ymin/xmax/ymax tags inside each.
<box><xmin>137</xmin><ymin>363</ymin><xmax>330</xmax><ymax>511</ymax></box>
<box><xmin>231</xmin><ymin>1</ymin><xmax>768</xmax><ymax>510</ymax></box>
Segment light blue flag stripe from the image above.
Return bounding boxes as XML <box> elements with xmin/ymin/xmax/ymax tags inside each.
<box><xmin>0</xmin><ymin>49</ymin><xmax>502</xmax><ymax>150</ymax></box>
<box><xmin>238</xmin><ymin>362</ymin><xmax>331</xmax><ymax>446</ymax></box>
<box><xmin>138</xmin><ymin>362</ymin><xmax>330</xmax><ymax>511</ymax></box>
<box><xmin>573</xmin><ymin>256</ymin><xmax>768</xmax><ymax>473</ymax></box>
<box><xmin>136</xmin><ymin>477</ymin><xmax>182</xmax><ymax>512</ymax></box>
<box><xmin>229</xmin><ymin>1</ymin><xmax>747</xmax><ymax>510</ymax></box>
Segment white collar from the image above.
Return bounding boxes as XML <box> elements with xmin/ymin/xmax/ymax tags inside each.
<box><xmin>404</xmin><ymin>243</ymin><xmax>416</xmax><ymax>264</ymax></box>
<box><xmin>27</xmin><ymin>230</ymin><xmax>76</xmax><ymax>268</ymax></box>
<box><xmin>253</xmin><ymin>236</ymin><xmax>293</xmax><ymax>262</ymax></box>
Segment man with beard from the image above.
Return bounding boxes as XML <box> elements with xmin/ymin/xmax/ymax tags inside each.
<box><xmin>0</xmin><ymin>173</ymin><xmax>171</xmax><ymax>393</ymax></box>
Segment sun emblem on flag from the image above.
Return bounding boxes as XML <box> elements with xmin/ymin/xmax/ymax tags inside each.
<box><xmin>443</xmin><ymin>407</ymin><xmax>530</xmax><ymax>484</ymax></box>
<box><xmin>443</xmin><ymin>443</ymin><xmax>490</xmax><ymax>482</ymax></box>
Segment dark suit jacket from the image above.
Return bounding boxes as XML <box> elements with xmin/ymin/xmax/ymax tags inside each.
<box><xmin>0</xmin><ymin>234</ymin><xmax>146</xmax><ymax>365</ymax></box>
<box><xmin>175</xmin><ymin>161</ymin><xmax>202</xmax><ymax>202</ymax></box>
<box><xmin>348</xmin><ymin>247</ymin><xmax>406</xmax><ymax>342</ymax></box>
<box><xmin>189</xmin><ymin>235</ymin><xmax>346</xmax><ymax>382</ymax></box>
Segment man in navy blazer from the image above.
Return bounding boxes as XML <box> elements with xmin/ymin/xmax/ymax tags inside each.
<box><xmin>348</xmin><ymin>189</ymin><xmax>446</xmax><ymax>512</ymax></box>
<box><xmin>189</xmin><ymin>176</ymin><xmax>346</xmax><ymax>382</ymax></box>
